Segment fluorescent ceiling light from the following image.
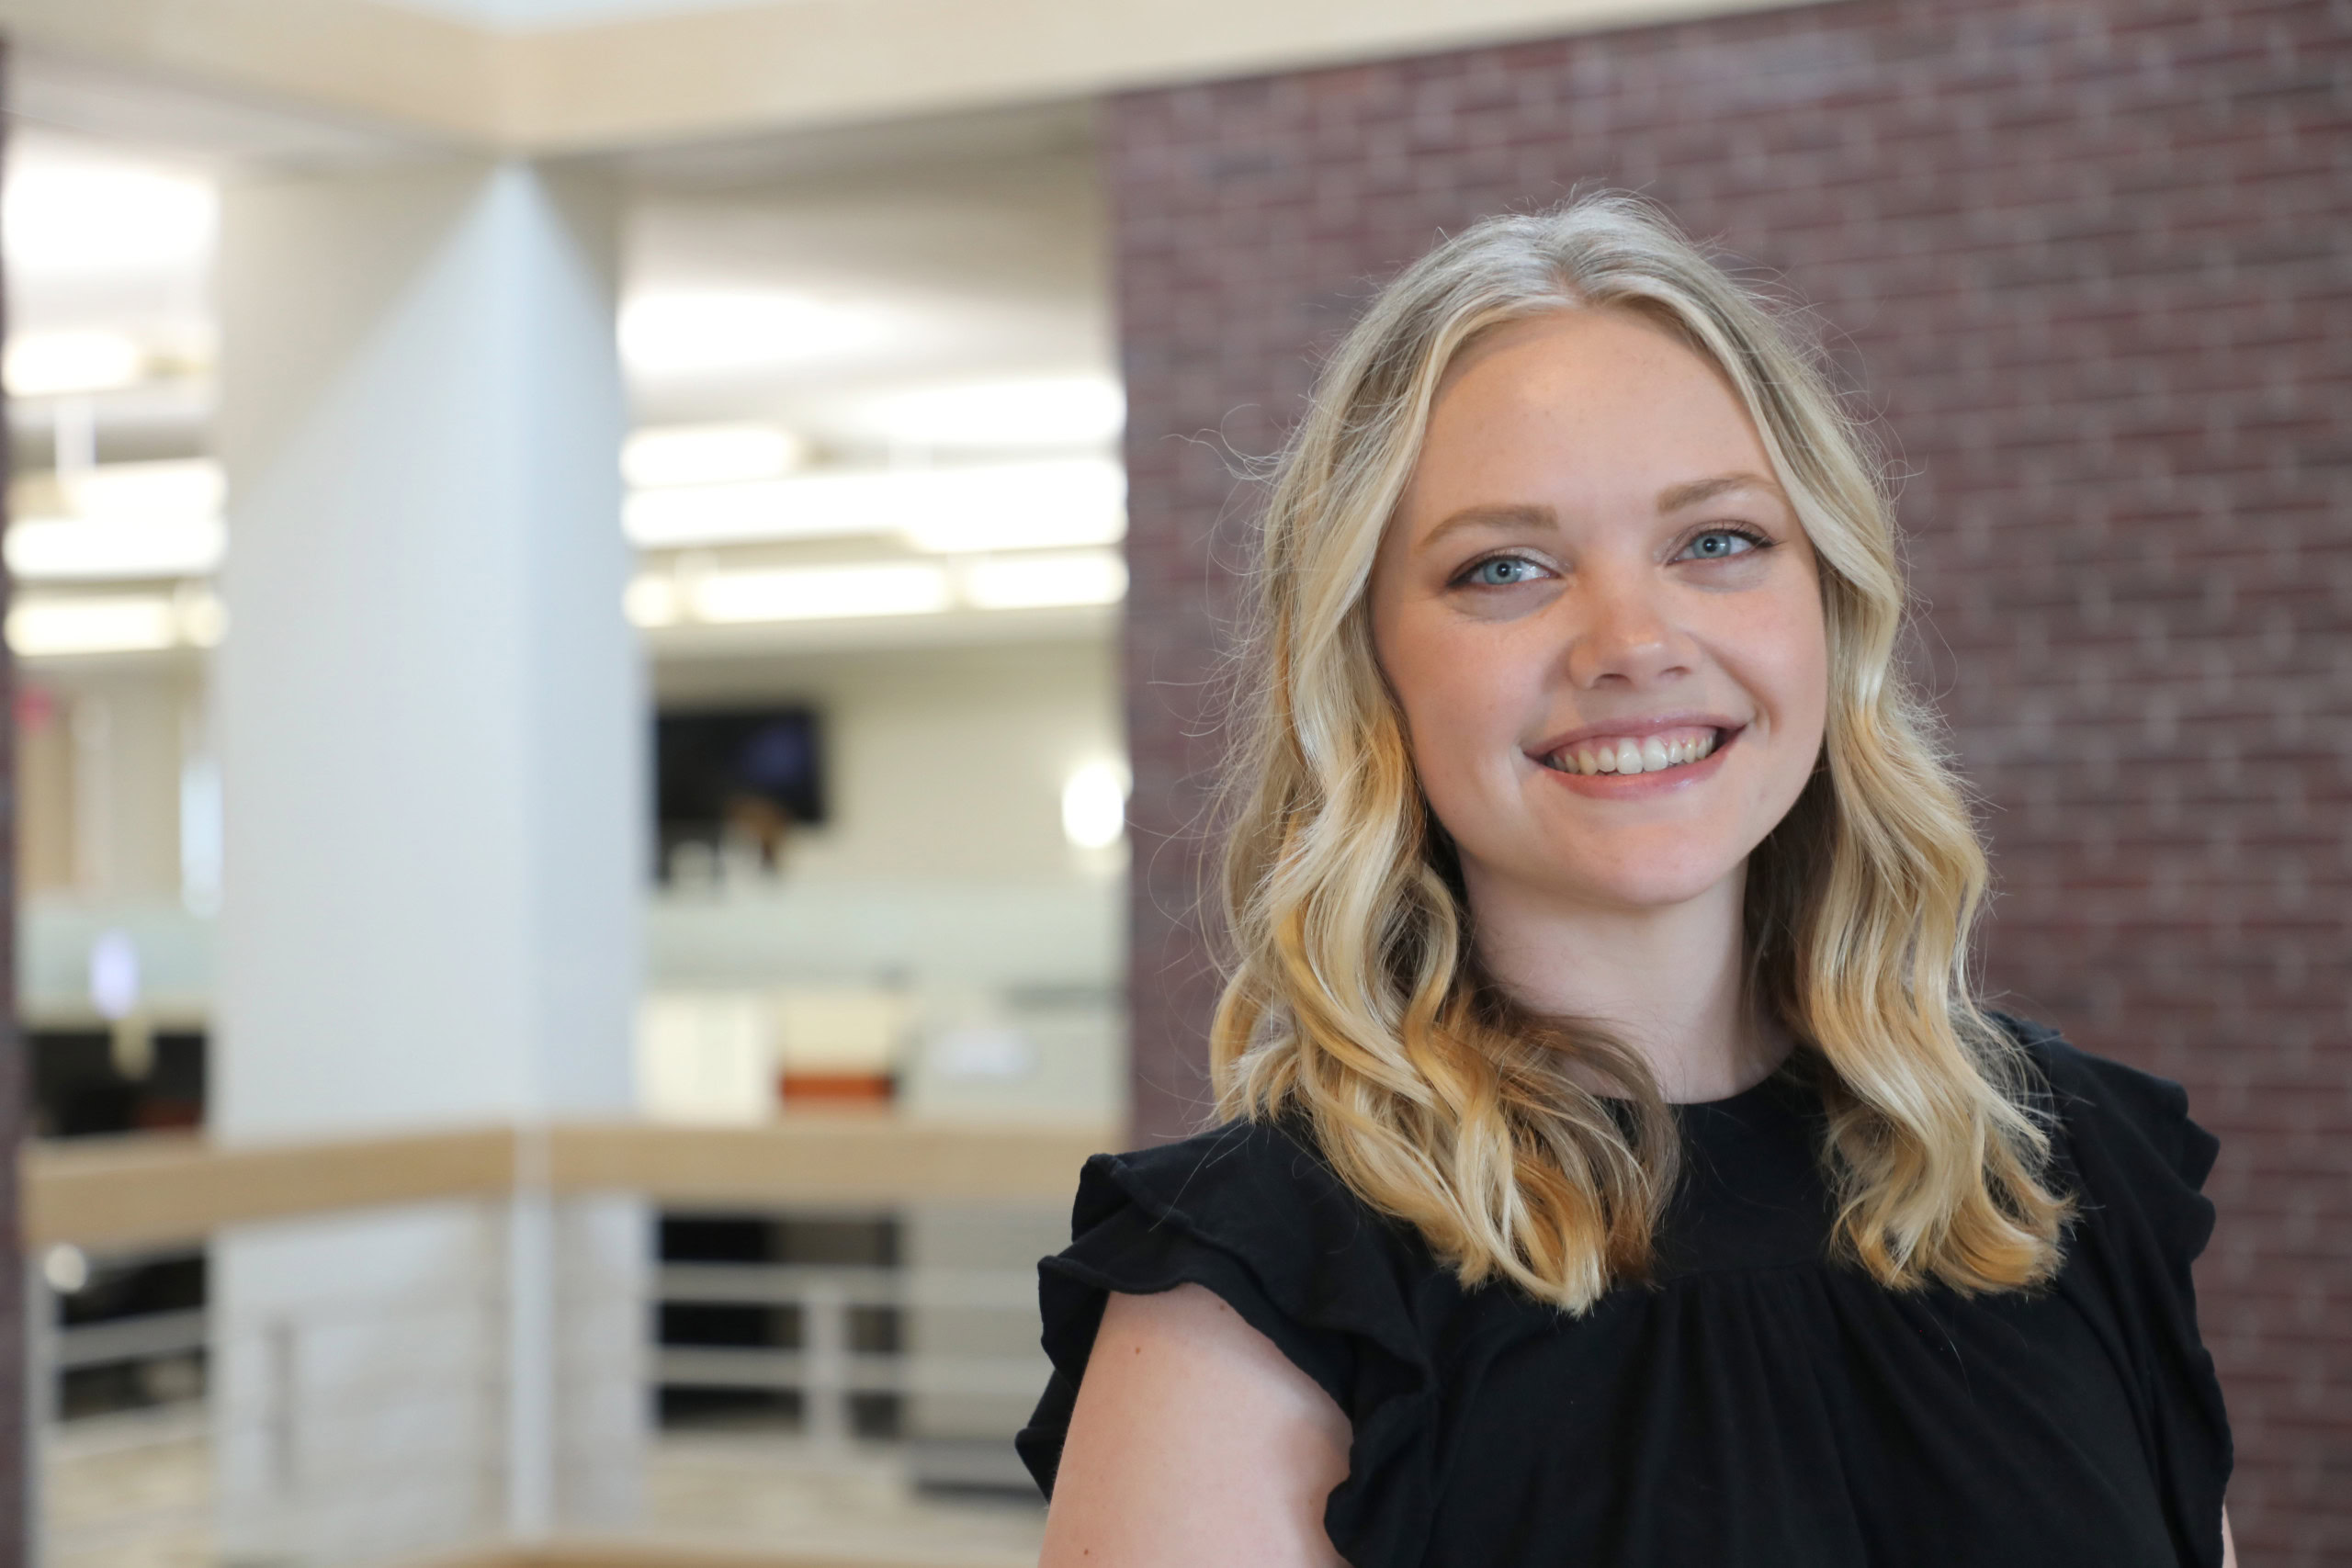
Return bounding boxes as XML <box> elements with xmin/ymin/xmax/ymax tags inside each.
<box><xmin>6</xmin><ymin>459</ymin><xmax>229</xmax><ymax>581</ymax></box>
<box><xmin>64</xmin><ymin>458</ymin><xmax>225</xmax><ymax>520</ymax></box>
<box><xmin>7</xmin><ymin>514</ymin><xmax>226</xmax><ymax>581</ymax></box>
<box><xmin>624</xmin><ymin>423</ymin><xmax>806</xmax><ymax>489</ymax></box>
<box><xmin>625</xmin><ymin>457</ymin><xmax>1125</xmax><ymax>553</ymax></box>
<box><xmin>688</xmin><ymin>562</ymin><xmax>952</xmax><ymax>624</ymax></box>
<box><xmin>4</xmin><ymin>164</ymin><xmax>215</xmax><ymax>275</ymax></box>
<box><xmin>7</xmin><ymin>595</ymin><xmax>180</xmax><ymax>657</ymax></box>
<box><xmin>626</xmin><ymin>480</ymin><xmax>851</xmax><ymax>547</ymax></box>
<box><xmin>898</xmin><ymin>459</ymin><xmax>1125</xmax><ymax>553</ymax></box>
<box><xmin>960</xmin><ymin>549</ymin><xmax>1128</xmax><ymax>611</ymax></box>
<box><xmin>854</xmin><ymin>374</ymin><xmax>1125</xmax><ymax>451</ymax></box>
<box><xmin>6</xmin><ymin>332</ymin><xmax>144</xmax><ymax>398</ymax></box>
<box><xmin>619</xmin><ymin>290</ymin><xmax>894</xmax><ymax>378</ymax></box>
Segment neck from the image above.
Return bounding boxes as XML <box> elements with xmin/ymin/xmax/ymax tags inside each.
<box><xmin>1464</xmin><ymin>862</ymin><xmax>1784</xmax><ymax>1104</ymax></box>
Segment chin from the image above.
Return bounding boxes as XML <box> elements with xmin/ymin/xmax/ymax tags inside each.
<box><xmin>1548</xmin><ymin>843</ymin><xmax>1745</xmax><ymax>911</ymax></box>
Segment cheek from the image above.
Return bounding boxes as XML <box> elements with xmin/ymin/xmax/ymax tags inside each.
<box><xmin>1747</xmin><ymin>585</ymin><xmax>1832</xmax><ymax>763</ymax></box>
<box><xmin>1375</xmin><ymin>608</ymin><xmax>1530</xmax><ymax>815</ymax></box>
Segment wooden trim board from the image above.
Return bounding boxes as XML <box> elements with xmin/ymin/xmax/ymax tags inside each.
<box><xmin>22</xmin><ymin>1126</ymin><xmax>516</xmax><ymax>1251</ymax></box>
<box><xmin>548</xmin><ymin>1119</ymin><xmax>1110</xmax><ymax>1209</ymax></box>
<box><xmin>22</xmin><ymin>1118</ymin><xmax>1114</xmax><ymax>1250</ymax></box>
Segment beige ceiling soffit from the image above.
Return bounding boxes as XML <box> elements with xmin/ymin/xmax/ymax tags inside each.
<box><xmin>0</xmin><ymin>0</ymin><xmax>503</xmax><ymax>144</ymax></box>
<box><xmin>503</xmin><ymin>0</ymin><xmax>1826</xmax><ymax>152</ymax></box>
<box><xmin>0</xmin><ymin>0</ymin><xmax>1828</xmax><ymax>155</ymax></box>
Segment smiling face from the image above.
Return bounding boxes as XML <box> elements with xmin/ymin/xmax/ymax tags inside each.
<box><xmin>1369</xmin><ymin>307</ymin><xmax>1830</xmax><ymax>919</ymax></box>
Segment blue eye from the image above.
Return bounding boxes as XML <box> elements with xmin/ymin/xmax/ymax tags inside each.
<box><xmin>1683</xmin><ymin>531</ymin><xmax>1758</xmax><ymax>561</ymax></box>
<box><xmin>1682</xmin><ymin>529</ymin><xmax>1761</xmax><ymax>561</ymax></box>
<box><xmin>1465</xmin><ymin>556</ymin><xmax>1544</xmax><ymax>586</ymax></box>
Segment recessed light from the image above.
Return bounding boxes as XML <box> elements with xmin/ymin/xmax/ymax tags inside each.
<box><xmin>618</xmin><ymin>290</ymin><xmax>895</xmax><ymax>378</ymax></box>
<box><xmin>5</xmin><ymin>332</ymin><xmax>145</xmax><ymax>398</ymax></box>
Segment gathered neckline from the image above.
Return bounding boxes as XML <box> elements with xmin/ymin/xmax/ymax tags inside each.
<box><xmin>1675</xmin><ymin>1070</ymin><xmax>1799</xmax><ymax>1111</ymax></box>
<box><xmin>1668</xmin><ymin>1051</ymin><xmax>1811</xmax><ymax>1112</ymax></box>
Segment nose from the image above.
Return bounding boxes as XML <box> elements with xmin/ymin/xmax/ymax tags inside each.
<box><xmin>1559</xmin><ymin>563</ymin><xmax>1695</xmax><ymax>690</ymax></box>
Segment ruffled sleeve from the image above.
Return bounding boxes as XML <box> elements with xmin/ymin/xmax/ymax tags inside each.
<box><xmin>2001</xmin><ymin>1014</ymin><xmax>2234</xmax><ymax>1568</ymax></box>
<box><xmin>1016</xmin><ymin>1115</ymin><xmax>1442</xmax><ymax>1567</ymax></box>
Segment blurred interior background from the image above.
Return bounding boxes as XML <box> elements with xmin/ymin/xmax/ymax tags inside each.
<box><xmin>0</xmin><ymin>2</ymin><xmax>2342</xmax><ymax>1567</ymax></box>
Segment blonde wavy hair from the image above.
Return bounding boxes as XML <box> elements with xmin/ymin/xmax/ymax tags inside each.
<box><xmin>1209</xmin><ymin>194</ymin><xmax>2071</xmax><ymax>1311</ymax></box>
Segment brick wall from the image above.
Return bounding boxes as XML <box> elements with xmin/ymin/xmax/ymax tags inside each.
<box><xmin>1107</xmin><ymin>0</ymin><xmax>2350</xmax><ymax>1557</ymax></box>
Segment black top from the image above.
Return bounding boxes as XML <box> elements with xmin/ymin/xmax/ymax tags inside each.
<box><xmin>1018</xmin><ymin>1017</ymin><xmax>2232</xmax><ymax>1568</ymax></box>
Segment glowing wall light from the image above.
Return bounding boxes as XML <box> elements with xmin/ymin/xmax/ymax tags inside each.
<box><xmin>1061</xmin><ymin>760</ymin><xmax>1130</xmax><ymax>850</ymax></box>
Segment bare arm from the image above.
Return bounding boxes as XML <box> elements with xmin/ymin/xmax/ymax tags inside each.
<box><xmin>1039</xmin><ymin>1283</ymin><xmax>1353</xmax><ymax>1568</ymax></box>
<box><xmin>2222</xmin><ymin>1506</ymin><xmax>2236</xmax><ymax>1568</ymax></box>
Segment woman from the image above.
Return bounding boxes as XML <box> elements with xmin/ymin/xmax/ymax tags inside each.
<box><xmin>1018</xmin><ymin>196</ymin><xmax>2234</xmax><ymax>1568</ymax></box>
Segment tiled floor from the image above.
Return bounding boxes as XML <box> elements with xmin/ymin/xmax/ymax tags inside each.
<box><xmin>44</xmin><ymin>1410</ymin><xmax>1046</xmax><ymax>1568</ymax></box>
<box><xmin>644</xmin><ymin>1435</ymin><xmax>1045</xmax><ymax>1565</ymax></box>
<box><xmin>47</xmin><ymin>1406</ymin><xmax>212</xmax><ymax>1568</ymax></box>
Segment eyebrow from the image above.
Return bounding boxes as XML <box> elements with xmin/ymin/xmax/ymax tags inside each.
<box><xmin>1419</xmin><ymin>502</ymin><xmax>1555</xmax><ymax>549</ymax></box>
<box><xmin>1418</xmin><ymin>473</ymin><xmax>1789</xmax><ymax>550</ymax></box>
<box><xmin>1656</xmin><ymin>471</ymin><xmax>1785</xmax><ymax>512</ymax></box>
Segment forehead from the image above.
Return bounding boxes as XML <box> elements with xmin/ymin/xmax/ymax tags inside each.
<box><xmin>1408</xmin><ymin>309</ymin><xmax>1770</xmax><ymax>513</ymax></box>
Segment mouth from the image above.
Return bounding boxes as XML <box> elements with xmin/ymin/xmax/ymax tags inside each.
<box><xmin>1534</xmin><ymin>725</ymin><xmax>1736</xmax><ymax>780</ymax></box>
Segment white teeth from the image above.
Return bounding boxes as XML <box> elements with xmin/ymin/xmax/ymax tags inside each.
<box><xmin>1551</xmin><ymin>729</ymin><xmax>1724</xmax><ymax>777</ymax></box>
<box><xmin>1545</xmin><ymin>729</ymin><xmax>1727</xmax><ymax>777</ymax></box>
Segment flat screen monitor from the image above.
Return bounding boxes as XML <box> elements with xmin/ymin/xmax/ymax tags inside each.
<box><xmin>655</xmin><ymin>707</ymin><xmax>823</xmax><ymax>877</ymax></box>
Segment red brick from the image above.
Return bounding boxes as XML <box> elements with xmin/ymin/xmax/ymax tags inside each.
<box><xmin>1109</xmin><ymin>0</ymin><xmax>2352</xmax><ymax>1556</ymax></box>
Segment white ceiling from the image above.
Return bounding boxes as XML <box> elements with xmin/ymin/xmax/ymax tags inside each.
<box><xmin>5</xmin><ymin>64</ymin><xmax>1113</xmax><ymax>462</ymax></box>
<box><xmin>4</xmin><ymin>70</ymin><xmax>1119</xmax><ymax>657</ymax></box>
<box><xmin>623</xmin><ymin>137</ymin><xmax>1111</xmax><ymax>443</ymax></box>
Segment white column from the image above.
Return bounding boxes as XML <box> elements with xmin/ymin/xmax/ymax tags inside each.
<box><xmin>210</xmin><ymin>159</ymin><xmax>644</xmax><ymax>1567</ymax></box>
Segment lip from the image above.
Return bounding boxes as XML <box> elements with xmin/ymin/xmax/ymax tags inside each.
<box><xmin>1526</xmin><ymin>717</ymin><xmax>1746</xmax><ymax>801</ymax></box>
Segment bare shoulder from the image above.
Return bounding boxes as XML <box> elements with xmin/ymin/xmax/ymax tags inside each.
<box><xmin>1039</xmin><ymin>1283</ymin><xmax>1352</xmax><ymax>1568</ymax></box>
